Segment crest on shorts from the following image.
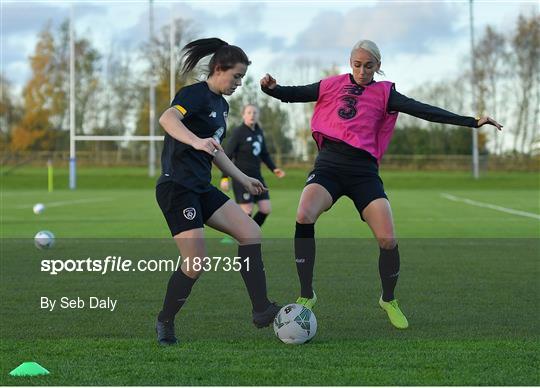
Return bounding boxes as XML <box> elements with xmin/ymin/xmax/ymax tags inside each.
<box><xmin>183</xmin><ymin>207</ymin><xmax>196</xmax><ymax>220</ymax></box>
<box><xmin>306</xmin><ymin>173</ymin><xmax>315</xmax><ymax>182</ymax></box>
<box><xmin>243</xmin><ymin>193</ymin><xmax>251</xmax><ymax>200</ymax></box>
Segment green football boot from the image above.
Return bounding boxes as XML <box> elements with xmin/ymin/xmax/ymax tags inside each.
<box><xmin>379</xmin><ymin>296</ymin><xmax>409</xmax><ymax>329</ymax></box>
<box><xmin>296</xmin><ymin>290</ymin><xmax>317</xmax><ymax>310</ymax></box>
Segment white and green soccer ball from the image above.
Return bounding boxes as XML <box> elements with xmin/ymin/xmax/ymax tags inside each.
<box><xmin>34</xmin><ymin>230</ymin><xmax>55</xmax><ymax>250</ymax></box>
<box><xmin>33</xmin><ymin>203</ymin><xmax>45</xmax><ymax>215</ymax></box>
<box><xmin>273</xmin><ymin>303</ymin><xmax>317</xmax><ymax>344</ymax></box>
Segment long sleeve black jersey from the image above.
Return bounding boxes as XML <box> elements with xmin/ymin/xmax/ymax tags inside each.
<box><xmin>222</xmin><ymin>123</ymin><xmax>277</xmax><ymax>178</ymax></box>
<box><xmin>158</xmin><ymin>82</ymin><xmax>228</xmax><ymax>192</ymax></box>
<box><xmin>262</xmin><ymin>74</ymin><xmax>478</xmax><ymax>128</ymax></box>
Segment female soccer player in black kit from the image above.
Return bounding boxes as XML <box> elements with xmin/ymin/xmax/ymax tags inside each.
<box><xmin>220</xmin><ymin>104</ymin><xmax>285</xmax><ymax>227</ymax></box>
<box><xmin>261</xmin><ymin>39</ymin><xmax>502</xmax><ymax>329</ymax></box>
<box><xmin>155</xmin><ymin>38</ymin><xmax>280</xmax><ymax>345</ymax></box>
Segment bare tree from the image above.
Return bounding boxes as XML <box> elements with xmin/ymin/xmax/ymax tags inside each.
<box><xmin>474</xmin><ymin>26</ymin><xmax>510</xmax><ymax>155</ymax></box>
<box><xmin>134</xmin><ymin>18</ymin><xmax>196</xmax><ymax>142</ymax></box>
<box><xmin>56</xmin><ymin>20</ymin><xmax>101</xmax><ymax>137</ymax></box>
<box><xmin>0</xmin><ymin>75</ymin><xmax>22</xmax><ymax>154</ymax></box>
<box><xmin>511</xmin><ymin>13</ymin><xmax>540</xmax><ymax>154</ymax></box>
<box><xmin>398</xmin><ymin>78</ymin><xmax>467</xmax><ymax>132</ymax></box>
<box><xmin>269</xmin><ymin>57</ymin><xmax>334</xmax><ymax>161</ymax></box>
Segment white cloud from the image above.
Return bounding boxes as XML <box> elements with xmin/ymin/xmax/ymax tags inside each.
<box><xmin>292</xmin><ymin>2</ymin><xmax>461</xmax><ymax>57</ymax></box>
<box><xmin>1</xmin><ymin>0</ymin><xmax>534</xmax><ymax>98</ymax></box>
<box><xmin>2</xmin><ymin>2</ymin><xmax>107</xmax><ymax>36</ymax></box>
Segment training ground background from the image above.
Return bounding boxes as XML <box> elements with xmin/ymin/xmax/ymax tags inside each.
<box><xmin>1</xmin><ymin>167</ymin><xmax>538</xmax><ymax>385</ymax></box>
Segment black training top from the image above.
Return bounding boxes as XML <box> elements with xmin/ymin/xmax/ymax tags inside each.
<box><xmin>222</xmin><ymin>123</ymin><xmax>277</xmax><ymax>178</ymax></box>
<box><xmin>262</xmin><ymin>74</ymin><xmax>478</xmax><ymax>128</ymax></box>
<box><xmin>157</xmin><ymin>82</ymin><xmax>228</xmax><ymax>192</ymax></box>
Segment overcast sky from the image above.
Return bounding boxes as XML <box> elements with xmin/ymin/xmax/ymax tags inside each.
<box><xmin>2</xmin><ymin>0</ymin><xmax>538</xmax><ymax>95</ymax></box>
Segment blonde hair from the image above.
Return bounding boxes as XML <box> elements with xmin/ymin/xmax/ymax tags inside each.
<box><xmin>242</xmin><ymin>104</ymin><xmax>258</xmax><ymax>114</ymax></box>
<box><xmin>351</xmin><ymin>40</ymin><xmax>384</xmax><ymax>75</ymax></box>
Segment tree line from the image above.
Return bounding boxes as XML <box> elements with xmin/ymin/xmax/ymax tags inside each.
<box><xmin>1</xmin><ymin>12</ymin><xmax>538</xmax><ymax>161</ymax></box>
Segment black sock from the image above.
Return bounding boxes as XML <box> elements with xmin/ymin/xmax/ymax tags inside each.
<box><xmin>379</xmin><ymin>245</ymin><xmax>400</xmax><ymax>302</ymax></box>
<box><xmin>295</xmin><ymin>222</ymin><xmax>315</xmax><ymax>298</ymax></box>
<box><xmin>253</xmin><ymin>212</ymin><xmax>268</xmax><ymax>226</ymax></box>
<box><xmin>158</xmin><ymin>269</ymin><xmax>197</xmax><ymax>322</ymax></box>
<box><xmin>238</xmin><ymin>243</ymin><xmax>271</xmax><ymax>312</ymax></box>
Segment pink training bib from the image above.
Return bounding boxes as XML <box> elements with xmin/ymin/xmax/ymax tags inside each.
<box><xmin>311</xmin><ymin>74</ymin><xmax>398</xmax><ymax>162</ymax></box>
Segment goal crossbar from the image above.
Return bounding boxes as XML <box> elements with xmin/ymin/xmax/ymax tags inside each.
<box><xmin>74</xmin><ymin>135</ymin><xmax>164</xmax><ymax>141</ymax></box>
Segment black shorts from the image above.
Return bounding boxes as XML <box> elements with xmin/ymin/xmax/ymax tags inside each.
<box><xmin>156</xmin><ymin>182</ymin><xmax>230</xmax><ymax>236</ymax></box>
<box><xmin>232</xmin><ymin>175</ymin><xmax>270</xmax><ymax>204</ymax></box>
<box><xmin>305</xmin><ymin>140</ymin><xmax>387</xmax><ymax>221</ymax></box>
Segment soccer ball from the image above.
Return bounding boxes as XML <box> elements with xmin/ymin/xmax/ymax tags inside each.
<box><xmin>34</xmin><ymin>230</ymin><xmax>55</xmax><ymax>250</ymax></box>
<box><xmin>273</xmin><ymin>303</ymin><xmax>317</xmax><ymax>344</ymax></box>
<box><xmin>33</xmin><ymin>203</ymin><xmax>45</xmax><ymax>215</ymax></box>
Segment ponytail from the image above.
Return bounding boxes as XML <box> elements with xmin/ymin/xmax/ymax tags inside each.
<box><xmin>181</xmin><ymin>37</ymin><xmax>251</xmax><ymax>76</ymax></box>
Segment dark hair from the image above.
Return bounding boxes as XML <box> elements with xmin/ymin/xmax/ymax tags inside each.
<box><xmin>181</xmin><ymin>38</ymin><xmax>251</xmax><ymax>76</ymax></box>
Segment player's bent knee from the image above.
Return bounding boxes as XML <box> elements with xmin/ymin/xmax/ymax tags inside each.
<box><xmin>180</xmin><ymin>260</ymin><xmax>204</xmax><ymax>279</ymax></box>
<box><xmin>377</xmin><ymin>237</ymin><xmax>397</xmax><ymax>250</ymax></box>
<box><xmin>183</xmin><ymin>268</ymin><xmax>202</xmax><ymax>279</ymax></box>
<box><xmin>235</xmin><ymin>221</ymin><xmax>262</xmax><ymax>245</ymax></box>
<box><xmin>296</xmin><ymin>208</ymin><xmax>317</xmax><ymax>224</ymax></box>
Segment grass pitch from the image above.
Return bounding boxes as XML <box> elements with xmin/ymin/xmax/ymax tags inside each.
<box><xmin>1</xmin><ymin>167</ymin><xmax>538</xmax><ymax>385</ymax></box>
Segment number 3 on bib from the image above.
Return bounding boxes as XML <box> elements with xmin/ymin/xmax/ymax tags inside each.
<box><xmin>338</xmin><ymin>96</ymin><xmax>357</xmax><ymax>120</ymax></box>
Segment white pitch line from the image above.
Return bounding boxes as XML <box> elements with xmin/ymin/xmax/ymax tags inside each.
<box><xmin>12</xmin><ymin>197</ymin><xmax>113</xmax><ymax>209</ymax></box>
<box><xmin>441</xmin><ymin>193</ymin><xmax>540</xmax><ymax>220</ymax></box>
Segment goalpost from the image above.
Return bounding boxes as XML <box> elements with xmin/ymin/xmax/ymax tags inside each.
<box><xmin>69</xmin><ymin>135</ymin><xmax>164</xmax><ymax>189</ymax></box>
<box><xmin>69</xmin><ymin>1</ymin><xmax>175</xmax><ymax>189</ymax></box>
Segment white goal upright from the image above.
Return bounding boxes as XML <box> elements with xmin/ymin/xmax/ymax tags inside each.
<box><xmin>69</xmin><ymin>135</ymin><xmax>164</xmax><ymax>189</ymax></box>
<box><xmin>68</xmin><ymin>1</ymin><xmax>176</xmax><ymax>189</ymax></box>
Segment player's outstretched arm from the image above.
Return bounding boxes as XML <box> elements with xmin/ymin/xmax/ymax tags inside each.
<box><xmin>260</xmin><ymin>73</ymin><xmax>277</xmax><ymax>90</ymax></box>
<box><xmin>476</xmin><ymin>116</ymin><xmax>503</xmax><ymax>131</ymax></box>
<box><xmin>388</xmin><ymin>90</ymin><xmax>503</xmax><ymax>130</ymax></box>
<box><xmin>260</xmin><ymin>73</ymin><xmax>319</xmax><ymax>103</ymax></box>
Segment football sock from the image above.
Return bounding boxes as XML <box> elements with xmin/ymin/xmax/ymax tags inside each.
<box><xmin>379</xmin><ymin>245</ymin><xmax>400</xmax><ymax>302</ymax></box>
<box><xmin>295</xmin><ymin>222</ymin><xmax>315</xmax><ymax>299</ymax></box>
<box><xmin>238</xmin><ymin>243</ymin><xmax>271</xmax><ymax>312</ymax></box>
<box><xmin>158</xmin><ymin>269</ymin><xmax>197</xmax><ymax>322</ymax></box>
<box><xmin>253</xmin><ymin>211</ymin><xmax>268</xmax><ymax>226</ymax></box>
